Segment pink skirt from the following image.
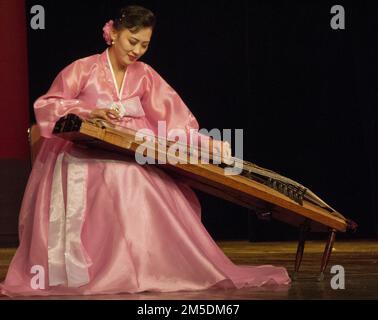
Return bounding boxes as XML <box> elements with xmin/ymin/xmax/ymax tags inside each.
<box><xmin>1</xmin><ymin>137</ymin><xmax>290</xmax><ymax>297</ymax></box>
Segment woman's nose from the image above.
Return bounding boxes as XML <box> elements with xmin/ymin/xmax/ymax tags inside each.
<box><xmin>132</xmin><ymin>44</ymin><xmax>143</xmax><ymax>56</ymax></box>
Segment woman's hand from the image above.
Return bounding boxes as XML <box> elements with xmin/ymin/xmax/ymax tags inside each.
<box><xmin>88</xmin><ymin>108</ymin><xmax>122</xmax><ymax>122</ymax></box>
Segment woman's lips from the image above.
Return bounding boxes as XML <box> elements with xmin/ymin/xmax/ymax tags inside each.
<box><xmin>128</xmin><ymin>54</ymin><xmax>137</xmax><ymax>61</ymax></box>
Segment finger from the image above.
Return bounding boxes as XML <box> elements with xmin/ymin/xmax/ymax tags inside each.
<box><xmin>223</xmin><ymin>146</ymin><xmax>230</xmax><ymax>157</ymax></box>
<box><xmin>221</xmin><ymin>142</ymin><xmax>232</xmax><ymax>163</ymax></box>
<box><xmin>225</xmin><ymin>146</ymin><xmax>231</xmax><ymax>157</ymax></box>
<box><xmin>89</xmin><ymin>110</ymin><xmax>100</xmax><ymax>118</ymax></box>
<box><xmin>95</xmin><ymin>110</ymin><xmax>110</xmax><ymax>121</ymax></box>
<box><xmin>92</xmin><ymin>108</ymin><xmax>108</xmax><ymax>117</ymax></box>
<box><xmin>107</xmin><ymin>109</ymin><xmax>121</xmax><ymax>119</ymax></box>
<box><xmin>89</xmin><ymin>112</ymin><xmax>103</xmax><ymax>120</ymax></box>
<box><xmin>96</xmin><ymin>113</ymin><xmax>108</xmax><ymax>121</ymax></box>
<box><xmin>103</xmin><ymin>113</ymin><xmax>113</xmax><ymax>122</ymax></box>
<box><xmin>107</xmin><ymin>109</ymin><xmax>119</xmax><ymax>117</ymax></box>
<box><xmin>212</xmin><ymin>140</ymin><xmax>222</xmax><ymax>153</ymax></box>
<box><xmin>223</xmin><ymin>142</ymin><xmax>231</xmax><ymax>155</ymax></box>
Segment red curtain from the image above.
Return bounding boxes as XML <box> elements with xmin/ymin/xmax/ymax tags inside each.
<box><xmin>0</xmin><ymin>0</ymin><xmax>29</xmax><ymax>159</ymax></box>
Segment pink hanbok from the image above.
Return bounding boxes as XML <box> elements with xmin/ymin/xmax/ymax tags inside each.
<box><xmin>0</xmin><ymin>49</ymin><xmax>290</xmax><ymax>297</ymax></box>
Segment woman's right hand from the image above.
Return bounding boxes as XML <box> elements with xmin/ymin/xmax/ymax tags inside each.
<box><xmin>88</xmin><ymin>108</ymin><xmax>122</xmax><ymax>122</ymax></box>
<box><xmin>210</xmin><ymin>139</ymin><xmax>233</xmax><ymax>165</ymax></box>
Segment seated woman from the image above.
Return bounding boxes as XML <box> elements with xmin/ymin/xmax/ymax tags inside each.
<box><xmin>0</xmin><ymin>5</ymin><xmax>290</xmax><ymax>297</ymax></box>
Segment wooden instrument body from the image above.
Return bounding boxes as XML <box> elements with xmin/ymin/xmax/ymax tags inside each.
<box><xmin>52</xmin><ymin>114</ymin><xmax>350</xmax><ymax>234</ymax></box>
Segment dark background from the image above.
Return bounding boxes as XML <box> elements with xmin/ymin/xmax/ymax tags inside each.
<box><xmin>24</xmin><ymin>0</ymin><xmax>377</xmax><ymax>241</ymax></box>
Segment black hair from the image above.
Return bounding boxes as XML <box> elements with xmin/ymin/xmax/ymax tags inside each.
<box><xmin>113</xmin><ymin>5</ymin><xmax>156</xmax><ymax>32</ymax></box>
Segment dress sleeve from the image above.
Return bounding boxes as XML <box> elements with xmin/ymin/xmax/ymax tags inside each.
<box><xmin>34</xmin><ymin>59</ymin><xmax>92</xmax><ymax>138</ymax></box>
<box><xmin>141</xmin><ymin>64</ymin><xmax>210</xmax><ymax>146</ymax></box>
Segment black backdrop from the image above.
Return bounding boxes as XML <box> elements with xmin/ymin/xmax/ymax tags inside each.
<box><xmin>25</xmin><ymin>0</ymin><xmax>378</xmax><ymax>240</ymax></box>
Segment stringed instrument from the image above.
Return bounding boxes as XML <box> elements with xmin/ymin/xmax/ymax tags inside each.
<box><xmin>52</xmin><ymin>113</ymin><xmax>357</xmax><ymax>279</ymax></box>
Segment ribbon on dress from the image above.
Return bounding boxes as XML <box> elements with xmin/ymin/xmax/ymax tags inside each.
<box><xmin>96</xmin><ymin>96</ymin><xmax>146</xmax><ymax>118</ymax></box>
<box><xmin>48</xmin><ymin>152</ymin><xmax>92</xmax><ymax>288</ymax></box>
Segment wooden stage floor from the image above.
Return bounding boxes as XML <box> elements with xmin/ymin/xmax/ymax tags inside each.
<box><xmin>1</xmin><ymin>240</ymin><xmax>377</xmax><ymax>300</ymax></box>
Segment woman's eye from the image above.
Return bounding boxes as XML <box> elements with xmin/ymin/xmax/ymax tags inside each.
<box><xmin>130</xmin><ymin>41</ymin><xmax>137</xmax><ymax>46</ymax></box>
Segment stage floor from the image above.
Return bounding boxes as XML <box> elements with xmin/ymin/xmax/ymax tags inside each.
<box><xmin>1</xmin><ymin>240</ymin><xmax>377</xmax><ymax>300</ymax></box>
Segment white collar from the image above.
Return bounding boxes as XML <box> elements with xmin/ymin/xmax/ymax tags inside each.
<box><xmin>106</xmin><ymin>48</ymin><xmax>128</xmax><ymax>100</ymax></box>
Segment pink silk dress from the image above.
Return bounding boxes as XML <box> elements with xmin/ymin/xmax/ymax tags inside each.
<box><xmin>0</xmin><ymin>49</ymin><xmax>290</xmax><ymax>297</ymax></box>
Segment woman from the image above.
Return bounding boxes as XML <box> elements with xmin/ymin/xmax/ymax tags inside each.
<box><xmin>0</xmin><ymin>5</ymin><xmax>290</xmax><ymax>297</ymax></box>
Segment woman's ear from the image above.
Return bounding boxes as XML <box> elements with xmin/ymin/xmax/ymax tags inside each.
<box><xmin>110</xmin><ymin>28</ymin><xmax>118</xmax><ymax>43</ymax></box>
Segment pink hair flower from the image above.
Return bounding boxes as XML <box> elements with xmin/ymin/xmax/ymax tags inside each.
<box><xmin>102</xmin><ymin>20</ymin><xmax>114</xmax><ymax>45</ymax></box>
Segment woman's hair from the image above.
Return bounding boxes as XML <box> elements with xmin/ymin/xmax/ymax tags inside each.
<box><xmin>113</xmin><ymin>5</ymin><xmax>156</xmax><ymax>32</ymax></box>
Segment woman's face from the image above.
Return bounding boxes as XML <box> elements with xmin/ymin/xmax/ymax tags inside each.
<box><xmin>111</xmin><ymin>27</ymin><xmax>152</xmax><ymax>66</ymax></box>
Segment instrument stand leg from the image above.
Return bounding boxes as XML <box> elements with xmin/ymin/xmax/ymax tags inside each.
<box><xmin>292</xmin><ymin>219</ymin><xmax>310</xmax><ymax>281</ymax></box>
<box><xmin>318</xmin><ymin>229</ymin><xmax>337</xmax><ymax>281</ymax></box>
